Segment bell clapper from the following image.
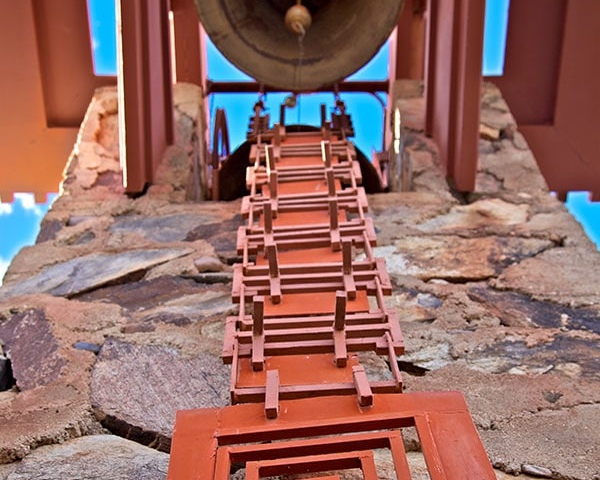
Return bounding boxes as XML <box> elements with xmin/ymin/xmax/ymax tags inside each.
<box><xmin>285</xmin><ymin>1</ymin><xmax>312</xmax><ymax>37</ymax></box>
<box><xmin>285</xmin><ymin>1</ymin><xmax>308</xmax><ymax>94</ymax></box>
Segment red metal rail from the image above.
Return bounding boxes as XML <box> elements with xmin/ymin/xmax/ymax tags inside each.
<box><xmin>168</xmin><ymin>108</ymin><xmax>495</xmax><ymax>479</ymax></box>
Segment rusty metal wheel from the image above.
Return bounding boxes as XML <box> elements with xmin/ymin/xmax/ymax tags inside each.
<box><xmin>210</xmin><ymin>108</ymin><xmax>230</xmax><ymax>200</ymax></box>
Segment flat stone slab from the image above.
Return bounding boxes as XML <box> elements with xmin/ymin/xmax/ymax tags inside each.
<box><xmin>481</xmin><ymin>403</ymin><xmax>600</xmax><ymax>479</ymax></box>
<box><xmin>479</xmin><ymin>140</ymin><xmax>549</xmax><ymax>195</ymax></box>
<box><xmin>416</xmin><ymin>198</ymin><xmax>530</xmax><ymax>232</ymax></box>
<box><xmin>0</xmin><ymin>384</ymin><xmax>99</xmax><ymax>464</ymax></box>
<box><xmin>405</xmin><ymin>365</ymin><xmax>600</xmax><ymax>479</ymax></box>
<box><xmin>76</xmin><ymin>275</ymin><xmax>203</xmax><ymax>310</ymax></box>
<box><xmin>0</xmin><ymin>248</ymin><xmax>193</xmax><ymax>299</ymax></box>
<box><xmin>91</xmin><ymin>338</ymin><xmax>229</xmax><ymax>450</ymax></box>
<box><xmin>0</xmin><ymin>309</ymin><xmax>65</xmax><ymax>390</ymax></box>
<box><xmin>405</xmin><ymin>364</ymin><xmax>600</xmax><ymax>428</ymax></box>
<box><xmin>375</xmin><ymin>236</ymin><xmax>553</xmax><ymax>281</ymax></box>
<box><xmin>185</xmin><ymin>214</ymin><xmax>245</xmax><ymax>254</ymax></box>
<box><xmin>493</xmin><ymin>247</ymin><xmax>600</xmax><ymax>307</ymax></box>
<box><xmin>109</xmin><ymin>214</ymin><xmax>216</xmax><ymax>242</ymax></box>
<box><xmin>0</xmin><ymin>435</ymin><xmax>169</xmax><ymax>480</ymax></box>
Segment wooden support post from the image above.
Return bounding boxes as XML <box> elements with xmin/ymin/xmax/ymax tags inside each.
<box><xmin>171</xmin><ymin>0</ymin><xmax>207</xmax><ymax>89</ymax></box>
<box><xmin>333</xmin><ymin>291</ymin><xmax>347</xmax><ymax>367</ymax></box>
<box><xmin>265</xmin><ymin>145</ymin><xmax>275</xmax><ymax>173</ymax></box>
<box><xmin>326</xmin><ymin>168</ymin><xmax>336</xmax><ymax>197</ymax></box>
<box><xmin>118</xmin><ymin>0</ymin><xmax>174</xmax><ymax>193</ymax></box>
<box><xmin>352</xmin><ymin>365</ymin><xmax>373</xmax><ymax>407</ymax></box>
<box><xmin>269</xmin><ymin>172</ymin><xmax>278</xmax><ymax>201</ymax></box>
<box><xmin>321</xmin><ymin>140</ymin><xmax>333</xmax><ymax>167</ymax></box>
<box><xmin>329</xmin><ymin>198</ymin><xmax>341</xmax><ymax>251</ymax></box>
<box><xmin>252</xmin><ymin>296</ymin><xmax>265</xmax><ymax>371</ymax></box>
<box><xmin>273</xmin><ymin>126</ymin><xmax>282</xmax><ymax>162</ymax></box>
<box><xmin>342</xmin><ymin>240</ymin><xmax>357</xmax><ymax>300</ymax></box>
<box><xmin>273</xmin><ymin>123</ymin><xmax>281</xmax><ymax>146</ymax></box>
<box><xmin>265</xmin><ymin>370</ymin><xmax>280</xmax><ymax>419</ymax></box>
<box><xmin>265</xmin><ymin>241</ymin><xmax>281</xmax><ymax>304</ymax></box>
<box><xmin>269</xmin><ymin>174</ymin><xmax>278</xmax><ymax>217</ymax></box>
<box><xmin>263</xmin><ymin>201</ymin><xmax>273</xmax><ymax>235</ymax></box>
<box><xmin>424</xmin><ymin>0</ymin><xmax>484</xmax><ymax>192</ymax></box>
<box><xmin>385</xmin><ymin>331</ymin><xmax>403</xmax><ymax>391</ymax></box>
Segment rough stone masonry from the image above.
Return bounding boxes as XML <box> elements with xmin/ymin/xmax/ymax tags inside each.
<box><xmin>0</xmin><ymin>81</ymin><xmax>598</xmax><ymax>479</ymax></box>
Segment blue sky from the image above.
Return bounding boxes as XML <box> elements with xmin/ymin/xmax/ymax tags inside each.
<box><xmin>0</xmin><ymin>0</ymin><xmax>598</xmax><ymax>284</ymax></box>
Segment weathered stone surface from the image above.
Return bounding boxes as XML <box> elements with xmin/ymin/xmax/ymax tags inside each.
<box><xmin>368</xmin><ymin>192</ymin><xmax>457</xmax><ymax>244</ymax></box>
<box><xmin>0</xmin><ymin>384</ymin><xmax>101</xmax><ymax>464</ymax></box>
<box><xmin>0</xmin><ymin>309</ymin><xmax>66</xmax><ymax>390</ymax></box>
<box><xmin>77</xmin><ymin>276</ymin><xmax>233</xmax><ymax>332</ymax></box>
<box><xmin>484</xmin><ymin>333</ymin><xmax>599</xmax><ymax>379</ymax></box>
<box><xmin>481</xmin><ymin>404</ymin><xmax>600</xmax><ymax>479</ymax></box>
<box><xmin>521</xmin><ymin>464</ymin><xmax>553</xmax><ymax>478</ymax></box>
<box><xmin>404</xmin><ymin>364</ymin><xmax>600</xmax><ymax>479</ymax></box>
<box><xmin>185</xmin><ymin>214</ymin><xmax>245</xmax><ymax>254</ymax></box>
<box><xmin>493</xmin><ymin>247</ymin><xmax>600</xmax><ymax>307</ymax></box>
<box><xmin>0</xmin><ymin>435</ymin><xmax>169</xmax><ymax>480</ymax></box>
<box><xmin>193</xmin><ymin>255</ymin><xmax>224</xmax><ymax>272</ymax></box>
<box><xmin>76</xmin><ymin>275</ymin><xmax>201</xmax><ymax>309</ymax></box>
<box><xmin>151</xmin><ymin>145</ymin><xmax>192</xmax><ymax>200</ymax></box>
<box><xmin>173</xmin><ymin>82</ymin><xmax>202</xmax><ymax>120</ymax></box>
<box><xmin>401</xmin><ymin>317</ymin><xmax>599</xmax><ymax>379</ymax></box>
<box><xmin>35</xmin><ymin>219</ymin><xmax>63</xmax><ymax>243</ymax></box>
<box><xmin>0</xmin><ymin>296</ymin><xmax>130</xmax><ymax>464</ymax></box>
<box><xmin>417</xmin><ymin>198</ymin><xmax>530</xmax><ymax>232</ymax></box>
<box><xmin>0</xmin><ymin>248</ymin><xmax>193</xmax><ymax>299</ymax></box>
<box><xmin>404</xmin><ymin>135</ymin><xmax>455</xmax><ymax>196</ymax></box>
<box><xmin>479</xmin><ymin>140</ymin><xmax>549</xmax><ymax>195</ymax></box>
<box><xmin>143</xmin><ymin>241</ymin><xmax>217</xmax><ymax>280</ymax></box>
<box><xmin>405</xmin><ymin>364</ymin><xmax>600</xmax><ymax>429</ymax></box>
<box><xmin>109</xmin><ymin>214</ymin><xmax>215</xmax><ymax>242</ymax></box>
<box><xmin>468</xmin><ymin>285</ymin><xmax>600</xmax><ymax>333</ymax></box>
<box><xmin>376</xmin><ymin>236</ymin><xmax>553</xmax><ymax>281</ymax></box>
<box><xmin>0</xmin><ymin>80</ymin><xmax>597</xmax><ymax>480</ymax></box>
<box><xmin>134</xmin><ymin>287</ymin><xmax>234</xmax><ymax>323</ymax></box>
<box><xmin>2</xmin><ymin>244</ymin><xmax>85</xmax><ymax>285</ymax></box>
<box><xmin>91</xmin><ymin>339</ymin><xmax>229</xmax><ymax>449</ymax></box>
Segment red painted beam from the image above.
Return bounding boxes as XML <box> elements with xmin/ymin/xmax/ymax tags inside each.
<box><xmin>206</xmin><ymin>81</ymin><xmax>390</xmax><ymax>94</ymax></box>
<box><xmin>490</xmin><ymin>0</ymin><xmax>600</xmax><ymax>199</ymax></box>
<box><xmin>489</xmin><ymin>0</ymin><xmax>566</xmax><ymax>126</ymax></box>
<box><xmin>392</xmin><ymin>0</ymin><xmax>426</xmax><ymax>80</ymax></box>
<box><xmin>424</xmin><ymin>0</ymin><xmax>485</xmax><ymax>192</ymax></box>
<box><xmin>171</xmin><ymin>0</ymin><xmax>207</xmax><ymax>89</ymax></box>
<box><xmin>32</xmin><ymin>0</ymin><xmax>116</xmax><ymax>128</ymax></box>
<box><xmin>118</xmin><ymin>0</ymin><xmax>174</xmax><ymax>192</ymax></box>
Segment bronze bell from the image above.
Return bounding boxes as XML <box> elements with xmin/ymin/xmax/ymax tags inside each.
<box><xmin>194</xmin><ymin>0</ymin><xmax>404</xmax><ymax>91</ymax></box>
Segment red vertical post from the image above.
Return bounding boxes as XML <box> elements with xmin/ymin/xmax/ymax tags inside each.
<box><xmin>424</xmin><ymin>0</ymin><xmax>485</xmax><ymax>192</ymax></box>
<box><xmin>118</xmin><ymin>0</ymin><xmax>174</xmax><ymax>193</ymax></box>
<box><xmin>392</xmin><ymin>0</ymin><xmax>427</xmax><ymax>80</ymax></box>
<box><xmin>171</xmin><ymin>0</ymin><xmax>207</xmax><ymax>89</ymax></box>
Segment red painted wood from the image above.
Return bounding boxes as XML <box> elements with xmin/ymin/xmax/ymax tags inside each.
<box><xmin>425</xmin><ymin>0</ymin><xmax>484</xmax><ymax>192</ymax></box>
<box><xmin>118</xmin><ymin>0</ymin><xmax>174</xmax><ymax>192</ymax></box>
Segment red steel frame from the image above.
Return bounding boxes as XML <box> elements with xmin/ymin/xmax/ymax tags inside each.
<box><xmin>168</xmin><ymin>113</ymin><xmax>495</xmax><ymax>479</ymax></box>
<box><xmin>170</xmin><ymin>393</ymin><xmax>494</xmax><ymax>479</ymax></box>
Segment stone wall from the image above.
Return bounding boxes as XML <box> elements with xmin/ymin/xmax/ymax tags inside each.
<box><xmin>0</xmin><ymin>82</ymin><xmax>598</xmax><ymax>479</ymax></box>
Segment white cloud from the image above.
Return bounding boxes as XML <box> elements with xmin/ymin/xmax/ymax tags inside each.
<box><xmin>0</xmin><ymin>203</ymin><xmax>12</xmax><ymax>215</ymax></box>
<box><xmin>13</xmin><ymin>193</ymin><xmax>43</xmax><ymax>216</ymax></box>
<box><xmin>0</xmin><ymin>257</ymin><xmax>9</xmax><ymax>286</ymax></box>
